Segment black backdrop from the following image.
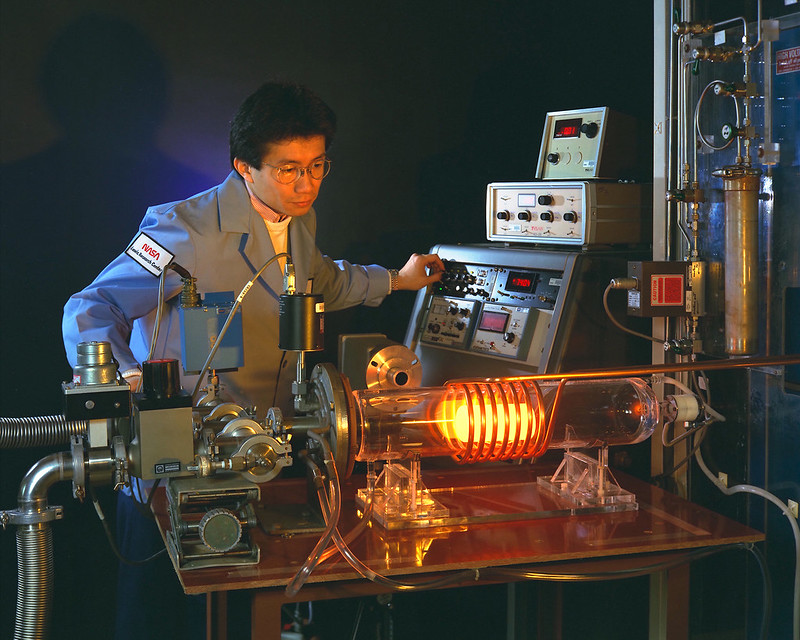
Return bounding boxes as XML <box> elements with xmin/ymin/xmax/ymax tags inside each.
<box><xmin>1</xmin><ymin>3</ymin><xmax>653</xmax><ymax>638</ymax></box>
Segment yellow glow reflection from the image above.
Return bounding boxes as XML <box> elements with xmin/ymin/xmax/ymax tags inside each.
<box><xmin>435</xmin><ymin>381</ymin><xmax>550</xmax><ymax>463</ymax></box>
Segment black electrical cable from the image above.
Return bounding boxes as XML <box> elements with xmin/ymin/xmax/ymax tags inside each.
<box><xmin>130</xmin><ymin>477</ymin><xmax>162</xmax><ymax>520</ymax></box>
<box><xmin>89</xmin><ymin>484</ymin><xmax>167</xmax><ymax>566</ymax></box>
<box><xmin>602</xmin><ymin>283</ymin><xmax>665</xmax><ymax>344</ymax></box>
<box><xmin>169</xmin><ymin>262</ymin><xmax>192</xmax><ymax>280</ymax></box>
<box><xmin>272</xmin><ymin>350</ymin><xmax>288</xmax><ymax>409</ymax></box>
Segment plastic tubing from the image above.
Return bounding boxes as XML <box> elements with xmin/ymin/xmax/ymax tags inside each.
<box><xmin>284</xmin><ymin>439</ymin><xmax>341</xmax><ymax>597</ymax></box>
<box><xmin>296</xmin><ymin>452</ymin><xmax>371</xmax><ymax>566</ymax></box>
<box><xmin>695</xmin><ymin>448</ymin><xmax>800</xmax><ymax>639</ymax></box>
<box><xmin>314</xmin><ymin>451</ymin><xmax>478</xmax><ymax>592</ymax></box>
<box><xmin>317</xmin><ymin>478</ymin><xmax>374</xmax><ymax>565</ymax></box>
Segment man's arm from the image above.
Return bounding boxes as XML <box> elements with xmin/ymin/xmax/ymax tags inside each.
<box><xmin>62</xmin><ymin>206</ymin><xmax>196</xmax><ymax>372</ymax></box>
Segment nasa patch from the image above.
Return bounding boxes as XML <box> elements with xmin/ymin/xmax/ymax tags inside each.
<box><xmin>125</xmin><ymin>232</ymin><xmax>174</xmax><ymax>276</ymax></box>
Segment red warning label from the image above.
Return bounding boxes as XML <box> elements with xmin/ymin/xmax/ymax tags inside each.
<box><xmin>651</xmin><ymin>274</ymin><xmax>685</xmax><ymax>306</ymax></box>
<box><xmin>777</xmin><ymin>47</ymin><xmax>800</xmax><ymax>75</ymax></box>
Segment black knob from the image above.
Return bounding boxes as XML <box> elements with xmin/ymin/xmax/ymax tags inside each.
<box><xmin>496</xmin><ymin>210</ymin><xmax>510</xmax><ymax>220</ymax></box>
<box><xmin>580</xmin><ymin>122</ymin><xmax>599</xmax><ymax>138</ymax></box>
<box><xmin>517</xmin><ymin>210</ymin><xmax>532</xmax><ymax>221</ymax></box>
<box><xmin>538</xmin><ymin>195</ymin><xmax>553</xmax><ymax>206</ymax></box>
<box><xmin>540</xmin><ymin>211</ymin><xmax>554</xmax><ymax>222</ymax></box>
<box><xmin>503</xmin><ymin>332</ymin><xmax>516</xmax><ymax>344</ymax></box>
<box><xmin>455</xmin><ymin>322</ymin><xmax>466</xmax><ymax>331</ymax></box>
<box><xmin>563</xmin><ymin>211</ymin><xmax>578</xmax><ymax>223</ymax></box>
<box><xmin>546</xmin><ymin>152</ymin><xmax>560</xmax><ymax>164</ymax></box>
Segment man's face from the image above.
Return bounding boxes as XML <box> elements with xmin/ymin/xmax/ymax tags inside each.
<box><xmin>235</xmin><ymin>135</ymin><xmax>327</xmax><ymax>218</ymax></box>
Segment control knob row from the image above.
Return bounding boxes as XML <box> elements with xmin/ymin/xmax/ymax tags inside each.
<box><xmin>498</xmin><ymin>209</ymin><xmax>578</xmax><ymax>223</ymax></box>
<box><xmin>539</xmin><ymin>211</ymin><xmax>579</xmax><ymax>223</ymax></box>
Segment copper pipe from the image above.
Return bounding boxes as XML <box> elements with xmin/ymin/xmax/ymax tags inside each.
<box><xmin>448</xmin><ymin>353</ymin><xmax>800</xmax><ymax>384</ymax></box>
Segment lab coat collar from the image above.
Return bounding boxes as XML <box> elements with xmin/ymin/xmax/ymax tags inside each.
<box><xmin>217</xmin><ymin>171</ymin><xmax>254</xmax><ymax>234</ymax></box>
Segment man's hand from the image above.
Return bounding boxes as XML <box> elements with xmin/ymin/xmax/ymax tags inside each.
<box><xmin>396</xmin><ymin>253</ymin><xmax>445</xmax><ymax>291</ymax></box>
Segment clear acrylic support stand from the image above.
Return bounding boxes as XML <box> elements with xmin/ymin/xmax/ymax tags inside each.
<box><xmin>355</xmin><ymin>454</ymin><xmax>450</xmax><ymax>529</ymax></box>
<box><xmin>537</xmin><ymin>447</ymin><xmax>638</xmax><ymax>511</ymax></box>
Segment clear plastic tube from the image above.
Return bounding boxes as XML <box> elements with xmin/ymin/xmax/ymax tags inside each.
<box><xmin>317</xmin><ymin>468</ymin><xmax>375</xmax><ymax>564</ymax></box>
<box><xmin>314</xmin><ymin>451</ymin><xmax>478</xmax><ymax>592</ymax></box>
<box><xmin>354</xmin><ymin>378</ymin><xmax>660</xmax><ymax>464</ymax></box>
<box><xmin>284</xmin><ymin>435</ymin><xmax>342</xmax><ymax>597</ymax></box>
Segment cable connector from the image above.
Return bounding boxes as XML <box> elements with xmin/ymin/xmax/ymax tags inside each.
<box><xmin>179</xmin><ymin>276</ymin><xmax>201</xmax><ymax>308</ymax></box>
<box><xmin>610</xmin><ymin>277</ymin><xmax>638</xmax><ymax>290</ymax></box>
<box><xmin>283</xmin><ymin>260</ymin><xmax>296</xmax><ymax>295</ymax></box>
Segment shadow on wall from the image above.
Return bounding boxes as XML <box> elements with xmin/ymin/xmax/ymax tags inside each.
<box><xmin>0</xmin><ymin>11</ymin><xmax>213</xmax><ymax>417</ymax></box>
<box><xmin>0</xmin><ymin>13</ymin><xmax>212</xmax><ymax>640</ymax></box>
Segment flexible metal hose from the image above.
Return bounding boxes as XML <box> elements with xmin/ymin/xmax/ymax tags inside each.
<box><xmin>0</xmin><ymin>415</ymin><xmax>87</xmax><ymax>449</ymax></box>
<box><xmin>7</xmin><ymin>452</ymin><xmax>75</xmax><ymax>640</ymax></box>
<box><xmin>14</xmin><ymin>524</ymin><xmax>54</xmax><ymax>640</ymax></box>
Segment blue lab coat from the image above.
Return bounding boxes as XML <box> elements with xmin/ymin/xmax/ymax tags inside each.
<box><xmin>62</xmin><ymin>171</ymin><xmax>390</xmax><ymax>416</ymax></box>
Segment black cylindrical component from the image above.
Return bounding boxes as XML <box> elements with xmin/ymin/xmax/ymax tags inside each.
<box><xmin>142</xmin><ymin>359</ymin><xmax>181</xmax><ymax>399</ymax></box>
<box><xmin>279</xmin><ymin>293</ymin><xmax>324</xmax><ymax>352</ymax></box>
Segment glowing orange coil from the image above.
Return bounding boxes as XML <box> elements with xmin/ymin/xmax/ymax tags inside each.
<box><xmin>437</xmin><ymin>380</ymin><xmax>552</xmax><ymax>463</ymax></box>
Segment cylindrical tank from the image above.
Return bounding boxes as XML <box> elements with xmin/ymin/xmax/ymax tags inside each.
<box><xmin>353</xmin><ymin>377</ymin><xmax>659</xmax><ymax>464</ymax></box>
<box><xmin>713</xmin><ymin>165</ymin><xmax>761</xmax><ymax>355</ymax></box>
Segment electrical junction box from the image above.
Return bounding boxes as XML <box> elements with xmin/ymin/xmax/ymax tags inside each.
<box><xmin>626</xmin><ymin>261</ymin><xmax>691</xmax><ymax>317</ymax></box>
<box><xmin>179</xmin><ymin>291</ymin><xmax>244</xmax><ymax>374</ymax></box>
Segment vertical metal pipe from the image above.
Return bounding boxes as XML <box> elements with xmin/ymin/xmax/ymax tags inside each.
<box><xmin>714</xmin><ymin>165</ymin><xmax>761</xmax><ymax>354</ymax></box>
<box><xmin>15</xmin><ymin>525</ymin><xmax>54</xmax><ymax>640</ymax></box>
<box><xmin>9</xmin><ymin>451</ymin><xmax>75</xmax><ymax>640</ymax></box>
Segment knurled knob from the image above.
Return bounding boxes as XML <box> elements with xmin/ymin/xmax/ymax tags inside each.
<box><xmin>198</xmin><ymin>508</ymin><xmax>242</xmax><ymax>552</ymax></box>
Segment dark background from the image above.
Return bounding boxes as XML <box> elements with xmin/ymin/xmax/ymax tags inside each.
<box><xmin>1</xmin><ymin>2</ymin><xmax>655</xmax><ymax>638</ymax></box>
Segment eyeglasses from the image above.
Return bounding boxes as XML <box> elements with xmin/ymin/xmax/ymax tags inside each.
<box><xmin>262</xmin><ymin>157</ymin><xmax>331</xmax><ymax>184</ymax></box>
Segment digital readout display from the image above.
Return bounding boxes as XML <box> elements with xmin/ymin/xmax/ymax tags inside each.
<box><xmin>505</xmin><ymin>271</ymin><xmax>537</xmax><ymax>294</ymax></box>
<box><xmin>553</xmin><ymin>117</ymin><xmax>582</xmax><ymax>139</ymax></box>
<box><xmin>518</xmin><ymin>194</ymin><xmax>537</xmax><ymax>207</ymax></box>
<box><xmin>478</xmin><ymin>310</ymin><xmax>509</xmax><ymax>333</ymax></box>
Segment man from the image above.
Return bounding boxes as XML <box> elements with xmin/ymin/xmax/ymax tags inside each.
<box><xmin>62</xmin><ymin>81</ymin><xmax>443</xmax><ymax>639</ymax></box>
<box><xmin>63</xmin><ymin>81</ymin><xmax>443</xmax><ymax>412</ymax></box>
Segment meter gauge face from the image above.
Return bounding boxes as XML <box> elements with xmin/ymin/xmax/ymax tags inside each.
<box><xmin>470</xmin><ymin>304</ymin><xmax>531</xmax><ymax>359</ymax></box>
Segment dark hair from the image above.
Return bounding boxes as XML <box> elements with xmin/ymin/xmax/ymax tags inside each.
<box><xmin>229</xmin><ymin>81</ymin><xmax>337</xmax><ymax>168</ymax></box>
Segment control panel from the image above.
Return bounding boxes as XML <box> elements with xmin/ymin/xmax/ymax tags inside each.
<box><xmin>419</xmin><ymin>260</ymin><xmax>561</xmax><ymax>361</ymax></box>
<box><xmin>486</xmin><ymin>181</ymin><xmax>651</xmax><ymax>247</ymax></box>
<box><xmin>422</xmin><ymin>296</ymin><xmax>478</xmax><ymax>349</ymax></box>
<box><xmin>405</xmin><ymin>244</ymin><xmax>650</xmax><ymax>382</ymax></box>
<box><xmin>535</xmin><ymin>106</ymin><xmax>640</xmax><ymax>180</ymax></box>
